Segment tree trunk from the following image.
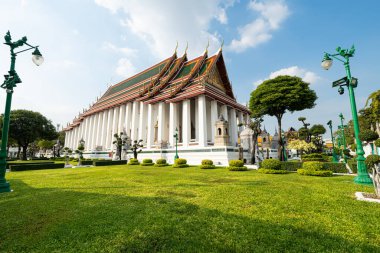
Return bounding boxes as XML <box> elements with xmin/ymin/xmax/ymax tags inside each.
<box><xmin>17</xmin><ymin>146</ymin><xmax>21</xmax><ymax>159</ymax></box>
<box><xmin>276</xmin><ymin>116</ymin><xmax>284</xmax><ymax>161</ymax></box>
<box><xmin>22</xmin><ymin>145</ymin><xmax>28</xmax><ymax>160</ymax></box>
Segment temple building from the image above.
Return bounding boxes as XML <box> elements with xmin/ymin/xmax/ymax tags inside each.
<box><xmin>64</xmin><ymin>47</ymin><xmax>250</xmax><ymax>165</ymax></box>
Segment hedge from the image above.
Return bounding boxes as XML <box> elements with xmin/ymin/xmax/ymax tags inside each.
<box><xmin>303</xmin><ymin>161</ymin><xmax>324</xmax><ymax>171</ymax></box>
<box><xmin>280</xmin><ymin>161</ymin><xmax>302</xmax><ymax>171</ymax></box>
<box><xmin>258</xmin><ymin>168</ymin><xmax>289</xmax><ymax>174</ymax></box>
<box><xmin>262</xmin><ymin>159</ymin><xmax>281</xmax><ymax>170</ymax></box>
<box><xmin>347</xmin><ymin>160</ymin><xmax>357</xmax><ymax>173</ymax></box>
<box><xmin>6</xmin><ymin>161</ymin><xmax>54</xmax><ymax>169</ymax></box>
<box><xmin>10</xmin><ymin>163</ymin><xmax>65</xmax><ymax>171</ymax></box>
<box><xmin>93</xmin><ymin>160</ymin><xmax>127</xmax><ymax>166</ymax></box>
<box><xmin>80</xmin><ymin>160</ymin><xmax>93</xmax><ymax>166</ymax></box>
<box><xmin>297</xmin><ymin>169</ymin><xmax>333</xmax><ymax>177</ymax></box>
<box><xmin>200</xmin><ymin>164</ymin><xmax>216</xmax><ymax>169</ymax></box>
<box><xmin>227</xmin><ymin>166</ymin><xmax>248</xmax><ymax>171</ymax></box>
<box><xmin>322</xmin><ymin>162</ymin><xmax>348</xmax><ymax>173</ymax></box>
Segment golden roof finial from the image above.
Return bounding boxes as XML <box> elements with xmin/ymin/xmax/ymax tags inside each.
<box><xmin>174</xmin><ymin>41</ymin><xmax>178</xmax><ymax>54</ymax></box>
<box><xmin>184</xmin><ymin>41</ymin><xmax>188</xmax><ymax>55</ymax></box>
<box><xmin>205</xmin><ymin>39</ymin><xmax>209</xmax><ymax>54</ymax></box>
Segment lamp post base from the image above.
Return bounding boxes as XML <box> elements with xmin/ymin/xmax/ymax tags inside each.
<box><xmin>0</xmin><ymin>181</ymin><xmax>11</xmax><ymax>193</ymax></box>
<box><xmin>354</xmin><ymin>174</ymin><xmax>372</xmax><ymax>185</ymax></box>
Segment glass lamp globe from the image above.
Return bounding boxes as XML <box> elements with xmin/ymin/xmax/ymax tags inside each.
<box><xmin>321</xmin><ymin>53</ymin><xmax>332</xmax><ymax>70</ymax></box>
<box><xmin>32</xmin><ymin>47</ymin><xmax>44</xmax><ymax>66</ymax></box>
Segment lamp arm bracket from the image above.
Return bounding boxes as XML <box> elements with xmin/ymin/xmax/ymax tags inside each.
<box><xmin>14</xmin><ymin>45</ymin><xmax>37</xmax><ymax>55</ymax></box>
<box><xmin>325</xmin><ymin>52</ymin><xmax>346</xmax><ymax>63</ymax></box>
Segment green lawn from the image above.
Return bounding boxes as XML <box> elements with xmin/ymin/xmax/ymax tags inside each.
<box><xmin>1</xmin><ymin>165</ymin><xmax>379</xmax><ymax>252</ymax></box>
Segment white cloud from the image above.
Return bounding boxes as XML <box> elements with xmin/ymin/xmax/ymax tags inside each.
<box><xmin>253</xmin><ymin>66</ymin><xmax>320</xmax><ymax>87</ymax></box>
<box><xmin>115</xmin><ymin>58</ymin><xmax>137</xmax><ymax>77</ymax></box>
<box><xmin>228</xmin><ymin>0</ymin><xmax>290</xmax><ymax>53</ymax></box>
<box><xmin>95</xmin><ymin>0</ymin><xmax>232</xmax><ymax>58</ymax></box>
<box><xmin>102</xmin><ymin>41</ymin><xmax>138</xmax><ymax>57</ymax></box>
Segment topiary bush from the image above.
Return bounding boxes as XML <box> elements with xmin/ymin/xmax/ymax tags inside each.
<box><xmin>375</xmin><ymin>139</ymin><xmax>380</xmax><ymax>147</ymax></box>
<box><xmin>141</xmin><ymin>158</ymin><xmax>154</xmax><ymax>166</ymax></box>
<box><xmin>154</xmin><ymin>158</ymin><xmax>169</xmax><ymax>167</ymax></box>
<box><xmin>227</xmin><ymin>159</ymin><xmax>247</xmax><ymax>171</ymax></box>
<box><xmin>365</xmin><ymin>155</ymin><xmax>380</xmax><ymax>173</ymax></box>
<box><xmin>301</xmin><ymin>153</ymin><xmax>327</xmax><ymax>162</ymax></box>
<box><xmin>298</xmin><ymin>161</ymin><xmax>332</xmax><ymax>177</ymax></box>
<box><xmin>261</xmin><ymin>159</ymin><xmax>281</xmax><ymax>170</ymax></box>
<box><xmin>200</xmin><ymin>159</ymin><xmax>215</xmax><ymax>169</ymax></box>
<box><xmin>302</xmin><ymin>161</ymin><xmax>324</xmax><ymax>171</ymax></box>
<box><xmin>259</xmin><ymin>159</ymin><xmax>288</xmax><ymax>174</ymax></box>
<box><xmin>128</xmin><ymin>158</ymin><xmax>140</xmax><ymax>165</ymax></box>
<box><xmin>173</xmin><ymin>158</ymin><xmax>189</xmax><ymax>168</ymax></box>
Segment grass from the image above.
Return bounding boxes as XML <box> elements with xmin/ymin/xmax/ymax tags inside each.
<box><xmin>1</xmin><ymin>165</ymin><xmax>379</xmax><ymax>252</ymax></box>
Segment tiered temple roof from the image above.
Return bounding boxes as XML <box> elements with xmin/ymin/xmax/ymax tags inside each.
<box><xmin>65</xmin><ymin>48</ymin><xmax>249</xmax><ymax>130</ymax></box>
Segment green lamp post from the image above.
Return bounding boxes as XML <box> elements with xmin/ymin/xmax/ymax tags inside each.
<box><xmin>321</xmin><ymin>45</ymin><xmax>372</xmax><ymax>185</ymax></box>
<box><xmin>173</xmin><ymin>127</ymin><xmax>179</xmax><ymax>160</ymax></box>
<box><xmin>338</xmin><ymin>113</ymin><xmax>348</xmax><ymax>163</ymax></box>
<box><xmin>0</xmin><ymin>31</ymin><xmax>44</xmax><ymax>193</ymax></box>
<box><xmin>327</xmin><ymin>120</ymin><xmax>338</xmax><ymax>163</ymax></box>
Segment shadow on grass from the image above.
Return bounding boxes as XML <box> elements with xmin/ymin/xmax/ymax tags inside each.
<box><xmin>0</xmin><ymin>179</ymin><xmax>378</xmax><ymax>253</ymax></box>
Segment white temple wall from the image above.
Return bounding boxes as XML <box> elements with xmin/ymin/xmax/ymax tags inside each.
<box><xmin>118</xmin><ymin>104</ymin><xmax>126</xmax><ymax>136</ymax></box>
<box><xmin>138</xmin><ymin>102</ymin><xmax>148</xmax><ymax>144</ymax></box>
<box><xmin>169</xmin><ymin>102</ymin><xmax>178</xmax><ymax>148</ymax></box>
<box><xmin>125</xmin><ymin>102</ymin><xmax>132</xmax><ymax>137</ymax></box>
<box><xmin>95</xmin><ymin>111</ymin><xmax>103</xmax><ymax>148</ymax></box>
<box><xmin>198</xmin><ymin>95</ymin><xmax>207</xmax><ymax>147</ymax></box>
<box><xmin>182</xmin><ymin>99</ymin><xmax>191</xmax><ymax>147</ymax></box>
<box><xmin>111</xmin><ymin>107</ymin><xmax>119</xmax><ymax>150</ymax></box>
<box><xmin>206</xmin><ymin>98</ymin><xmax>212</xmax><ymax>142</ymax></box>
<box><xmin>131</xmin><ymin>101</ymin><xmax>139</xmax><ymax>141</ymax></box>
<box><xmin>210</xmin><ymin>100</ymin><xmax>218</xmax><ymax>144</ymax></box>
<box><xmin>105</xmin><ymin>108</ymin><xmax>114</xmax><ymax>151</ymax></box>
<box><xmin>100</xmin><ymin>109</ymin><xmax>108</xmax><ymax>149</ymax></box>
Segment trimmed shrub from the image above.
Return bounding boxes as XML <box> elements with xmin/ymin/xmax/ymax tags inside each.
<box><xmin>227</xmin><ymin>159</ymin><xmax>247</xmax><ymax>171</ymax></box>
<box><xmin>303</xmin><ymin>161</ymin><xmax>324</xmax><ymax>171</ymax></box>
<box><xmin>229</xmin><ymin>160</ymin><xmax>244</xmax><ymax>167</ymax></box>
<box><xmin>365</xmin><ymin>155</ymin><xmax>380</xmax><ymax>172</ymax></box>
<box><xmin>261</xmin><ymin>159</ymin><xmax>281</xmax><ymax>170</ymax></box>
<box><xmin>297</xmin><ymin>169</ymin><xmax>333</xmax><ymax>177</ymax></box>
<box><xmin>258</xmin><ymin>168</ymin><xmax>289</xmax><ymax>174</ymax></box>
<box><xmin>200</xmin><ymin>159</ymin><xmax>215</xmax><ymax>169</ymax></box>
<box><xmin>154</xmin><ymin>159</ymin><xmax>169</xmax><ymax>167</ymax></box>
<box><xmin>128</xmin><ymin>158</ymin><xmax>140</xmax><ymax>165</ymax></box>
<box><xmin>10</xmin><ymin>163</ymin><xmax>65</xmax><ymax>171</ymax></box>
<box><xmin>173</xmin><ymin>158</ymin><xmax>189</xmax><ymax>168</ymax></box>
<box><xmin>298</xmin><ymin>161</ymin><xmax>332</xmax><ymax>177</ymax></box>
<box><xmin>322</xmin><ymin>162</ymin><xmax>348</xmax><ymax>173</ymax></box>
<box><xmin>141</xmin><ymin>158</ymin><xmax>154</xmax><ymax>166</ymax></box>
<box><xmin>201</xmin><ymin>159</ymin><xmax>214</xmax><ymax>165</ymax></box>
<box><xmin>375</xmin><ymin>139</ymin><xmax>380</xmax><ymax>147</ymax></box>
<box><xmin>80</xmin><ymin>160</ymin><xmax>93</xmax><ymax>166</ymax></box>
<box><xmin>93</xmin><ymin>160</ymin><xmax>127</xmax><ymax>166</ymax></box>
<box><xmin>301</xmin><ymin>153</ymin><xmax>327</xmax><ymax>162</ymax></box>
<box><xmin>280</xmin><ymin>161</ymin><xmax>302</xmax><ymax>171</ymax></box>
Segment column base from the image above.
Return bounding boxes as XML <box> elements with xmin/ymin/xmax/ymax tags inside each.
<box><xmin>0</xmin><ymin>181</ymin><xmax>11</xmax><ymax>193</ymax></box>
<box><xmin>354</xmin><ymin>174</ymin><xmax>373</xmax><ymax>185</ymax></box>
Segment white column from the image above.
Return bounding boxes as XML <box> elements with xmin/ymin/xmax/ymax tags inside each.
<box><xmin>118</xmin><ymin>105</ymin><xmax>126</xmax><ymax>135</ymax></box>
<box><xmin>157</xmin><ymin>102</ymin><xmax>166</xmax><ymax>143</ymax></box>
<box><xmin>81</xmin><ymin>118</ymin><xmax>88</xmax><ymax>147</ymax></box>
<box><xmin>78</xmin><ymin>121</ymin><xmax>84</xmax><ymax>143</ymax></box>
<box><xmin>100</xmin><ymin>110</ymin><xmax>108</xmax><ymax>149</ymax></box>
<box><xmin>169</xmin><ymin>102</ymin><xmax>178</xmax><ymax>147</ymax></box>
<box><xmin>229</xmin><ymin>108</ymin><xmax>238</xmax><ymax>147</ymax></box>
<box><xmin>105</xmin><ymin>108</ymin><xmax>114</xmax><ymax>150</ymax></box>
<box><xmin>210</xmin><ymin>100</ymin><xmax>218</xmax><ymax>144</ymax></box>
<box><xmin>198</xmin><ymin>95</ymin><xmax>207</xmax><ymax>147</ymax></box>
<box><xmin>131</xmin><ymin>101</ymin><xmax>139</xmax><ymax>141</ymax></box>
<box><xmin>238</xmin><ymin>111</ymin><xmax>244</xmax><ymax>131</ymax></box>
<box><xmin>111</xmin><ymin>107</ymin><xmax>119</xmax><ymax>147</ymax></box>
<box><xmin>138</xmin><ymin>102</ymin><xmax>147</xmax><ymax>144</ymax></box>
<box><xmin>66</xmin><ymin>130</ymin><xmax>72</xmax><ymax>149</ymax></box>
<box><xmin>88</xmin><ymin>115</ymin><xmax>95</xmax><ymax>151</ymax></box>
<box><xmin>95</xmin><ymin>111</ymin><xmax>103</xmax><ymax>147</ymax></box>
<box><xmin>182</xmin><ymin>99</ymin><xmax>191</xmax><ymax>147</ymax></box>
<box><xmin>73</xmin><ymin>127</ymin><xmax>79</xmax><ymax>150</ymax></box>
<box><xmin>125</xmin><ymin>102</ymin><xmax>132</xmax><ymax>138</ymax></box>
<box><xmin>92</xmin><ymin>114</ymin><xmax>99</xmax><ymax>150</ymax></box>
<box><xmin>195</xmin><ymin>100</ymin><xmax>198</xmax><ymax>140</ymax></box>
<box><xmin>146</xmin><ymin>104</ymin><xmax>154</xmax><ymax>149</ymax></box>
<box><xmin>221</xmin><ymin>105</ymin><xmax>228</xmax><ymax>121</ymax></box>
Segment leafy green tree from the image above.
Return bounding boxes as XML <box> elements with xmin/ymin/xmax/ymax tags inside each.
<box><xmin>38</xmin><ymin>139</ymin><xmax>55</xmax><ymax>156</ymax></box>
<box><xmin>298</xmin><ymin>117</ymin><xmax>311</xmax><ymax>142</ymax></box>
<box><xmin>249</xmin><ymin>75</ymin><xmax>317</xmax><ymax>161</ymax></box>
<box><xmin>365</xmin><ymin>89</ymin><xmax>380</xmax><ymax>134</ymax></box>
<box><xmin>310</xmin><ymin>124</ymin><xmax>326</xmax><ymax>152</ymax></box>
<box><xmin>249</xmin><ymin>117</ymin><xmax>263</xmax><ymax>164</ymax></box>
<box><xmin>1</xmin><ymin>110</ymin><xmax>58</xmax><ymax>160</ymax></box>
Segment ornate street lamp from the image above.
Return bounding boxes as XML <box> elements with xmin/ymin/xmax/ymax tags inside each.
<box><xmin>174</xmin><ymin>127</ymin><xmax>179</xmax><ymax>160</ymax></box>
<box><xmin>321</xmin><ymin>45</ymin><xmax>371</xmax><ymax>185</ymax></box>
<box><xmin>338</xmin><ymin>113</ymin><xmax>348</xmax><ymax>163</ymax></box>
<box><xmin>327</xmin><ymin>120</ymin><xmax>338</xmax><ymax>163</ymax></box>
<box><xmin>0</xmin><ymin>31</ymin><xmax>44</xmax><ymax>193</ymax></box>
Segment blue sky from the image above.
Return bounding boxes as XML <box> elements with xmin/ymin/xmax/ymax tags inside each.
<box><xmin>0</xmin><ymin>0</ymin><xmax>379</xmax><ymax>136</ymax></box>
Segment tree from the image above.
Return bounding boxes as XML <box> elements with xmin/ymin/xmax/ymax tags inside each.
<box><xmin>310</xmin><ymin>124</ymin><xmax>326</xmax><ymax>152</ymax></box>
<box><xmin>298</xmin><ymin>117</ymin><xmax>311</xmax><ymax>142</ymax></box>
<box><xmin>38</xmin><ymin>139</ymin><xmax>55</xmax><ymax>156</ymax></box>
<box><xmin>287</xmin><ymin>139</ymin><xmax>316</xmax><ymax>155</ymax></box>
<box><xmin>129</xmin><ymin>140</ymin><xmax>143</xmax><ymax>159</ymax></box>
<box><xmin>249</xmin><ymin>75</ymin><xmax>317</xmax><ymax>161</ymax></box>
<box><xmin>1</xmin><ymin>110</ymin><xmax>58</xmax><ymax>160</ymax></box>
<box><xmin>365</xmin><ymin>89</ymin><xmax>380</xmax><ymax>135</ymax></box>
<box><xmin>249</xmin><ymin>117</ymin><xmax>263</xmax><ymax>164</ymax></box>
<box><xmin>359</xmin><ymin>129</ymin><xmax>379</xmax><ymax>154</ymax></box>
<box><xmin>113</xmin><ymin>133</ymin><xmax>128</xmax><ymax>160</ymax></box>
